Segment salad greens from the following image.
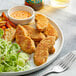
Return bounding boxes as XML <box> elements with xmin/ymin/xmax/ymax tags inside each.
<box><xmin>0</xmin><ymin>28</ymin><xmax>30</xmax><ymax>72</ymax></box>
<box><xmin>0</xmin><ymin>28</ymin><xmax>4</xmax><ymax>38</ymax></box>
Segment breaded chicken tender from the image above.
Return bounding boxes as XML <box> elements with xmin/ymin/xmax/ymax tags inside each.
<box><xmin>4</xmin><ymin>28</ymin><xmax>16</xmax><ymax>41</ymax></box>
<box><xmin>23</xmin><ymin>25</ymin><xmax>45</xmax><ymax>41</ymax></box>
<box><xmin>16</xmin><ymin>25</ymin><xmax>35</xmax><ymax>54</ymax></box>
<box><xmin>35</xmin><ymin>41</ymin><xmax>55</xmax><ymax>54</ymax></box>
<box><xmin>44</xmin><ymin>23</ymin><xmax>58</xmax><ymax>40</ymax></box>
<box><xmin>35</xmin><ymin>14</ymin><xmax>49</xmax><ymax>32</ymax></box>
<box><xmin>34</xmin><ymin>36</ymin><xmax>55</xmax><ymax>66</ymax></box>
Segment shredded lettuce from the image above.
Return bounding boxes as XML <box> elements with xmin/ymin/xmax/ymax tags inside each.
<box><xmin>0</xmin><ymin>29</ymin><xmax>30</xmax><ymax>72</ymax></box>
<box><xmin>0</xmin><ymin>28</ymin><xmax>4</xmax><ymax>38</ymax></box>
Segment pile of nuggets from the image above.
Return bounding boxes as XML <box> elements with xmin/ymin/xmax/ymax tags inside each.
<box><xmin>3</xmin><ymin>14</ymin><xmax>58</xmax><ymax>66</ymax></box>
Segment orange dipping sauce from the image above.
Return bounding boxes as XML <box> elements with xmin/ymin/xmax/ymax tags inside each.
<box><xmin>10</xmin><ymin>10</ymin><xmax>31</xmax><ymax>19</ymax></box>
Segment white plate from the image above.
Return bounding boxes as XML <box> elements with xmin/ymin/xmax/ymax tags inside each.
<box><xmin>0</xmin><ymin>10</ymin><xmax>64</xmax><ymax>76</ymax></box>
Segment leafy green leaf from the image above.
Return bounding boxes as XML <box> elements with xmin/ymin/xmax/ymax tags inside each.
<box><xmin>0</xmin><ymin>28</ymin><xmax>4</xmax><ymax>38</ymax></box>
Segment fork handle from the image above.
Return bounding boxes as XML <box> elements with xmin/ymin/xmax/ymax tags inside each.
<box><xmin>42</xmin><ymin>69</ymin><xmax>54</xmax><ymax>76</ymax></box>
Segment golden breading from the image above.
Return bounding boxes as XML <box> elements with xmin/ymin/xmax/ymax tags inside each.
<box><xmin>48</xmin><ymin>46</ymin><xmax>55</xmax><ymax>54</ymax></box>
<box><xmin>35</xmin><ymin>14</ymin><xmax>49</xmax><ymax>32</ymax></box>
<box><xmin>23</xmin><ymin>25</ymin><xmax>45</xmax><ymax>41</ymax></box>
<box><xmin>34</xmin><ymin>36</ymin><xmax>55</xmax><ymax>66</ymax></box>
<box><xmin>44</xmin><ymin>23</ymin><xmax>58</xmax><ymax>40</ymax></box>
<box><xmin>35</xmin><ymin>41</ymin><xmax>55</xmax><ymax>54</ymax></box>
<box><xmin>16</xmin><ymin>25</ymin><xmax>35</xmax><ymax>54</ymax></box>
<box><xmin>4</xmin><ymin>28</ymin><xmax>16</xmax><ymax>41</ymax></box>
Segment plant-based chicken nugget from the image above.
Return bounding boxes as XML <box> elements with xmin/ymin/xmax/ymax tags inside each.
<box><xmin>4</xmin><ymin>27</ymin><xmax>16</xmax><ymax>41</ymax></box>
<box><xmin>35</xmin><ymin>14</ymin><xmax>49</xmax><ymax>32</ymax></box>
<box><xmin>35</xmin><ymin>41</ymin><xmax>55</xmax><ymax>53</ymax></box>
<box><xmin>23</xmin><ymin>25</ymin><xmax>45</xmax><ymax>41</ymax></box>
<box><xmin>34</xmin><ymin>36</ymin><xmax>55</xmax><ymax>66</ymax></box>
<box><xmin>16</xmin><ymin>25</ymin><xmax>35</xmax><ymax>54</ymax></box>
<box><xmin>44</xmin><ymin>23</ymin><xmax>58</xmax><ymax>40</ymax></box>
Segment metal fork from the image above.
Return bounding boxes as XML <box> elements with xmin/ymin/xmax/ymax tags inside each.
<box><xmin>43</xmin><ymin>52</ymin><xmax>76</xmax><ymax>76</ymax></box>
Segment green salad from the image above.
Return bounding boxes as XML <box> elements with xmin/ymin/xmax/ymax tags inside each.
<box><xmin>0</xmin><ymin>28</ymin><xmax>30</xmax><ymax>72</ymax></box>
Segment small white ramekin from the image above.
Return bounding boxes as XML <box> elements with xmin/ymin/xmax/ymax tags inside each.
<box><xmin>8</xmin><ymin>5</ymin><xmax>35</xmax><ymax>25</ymax></box>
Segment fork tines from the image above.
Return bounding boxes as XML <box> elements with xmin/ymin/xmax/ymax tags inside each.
<box><xmin>58</xmin><ymin>52</ymin><xmax>76</xmax><ymax>69</ymax></box>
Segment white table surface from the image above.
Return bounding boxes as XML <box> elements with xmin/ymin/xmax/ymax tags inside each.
<box><xmin>0</xmin><ymin>0</ymin><xmax>76</xmax><ymax>76</ymax></box>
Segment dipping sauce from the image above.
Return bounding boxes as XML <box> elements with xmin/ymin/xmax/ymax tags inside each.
<box><xmin>10</xmin><ymin>10</ymin><xmax>31</xmax><ymax>19</ymax></box>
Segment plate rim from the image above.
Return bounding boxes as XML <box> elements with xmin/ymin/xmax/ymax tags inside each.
<box><xmin>0</xmin><ymin>10</ymin><xmax>64</xmax><ymax>75</ymax></box>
